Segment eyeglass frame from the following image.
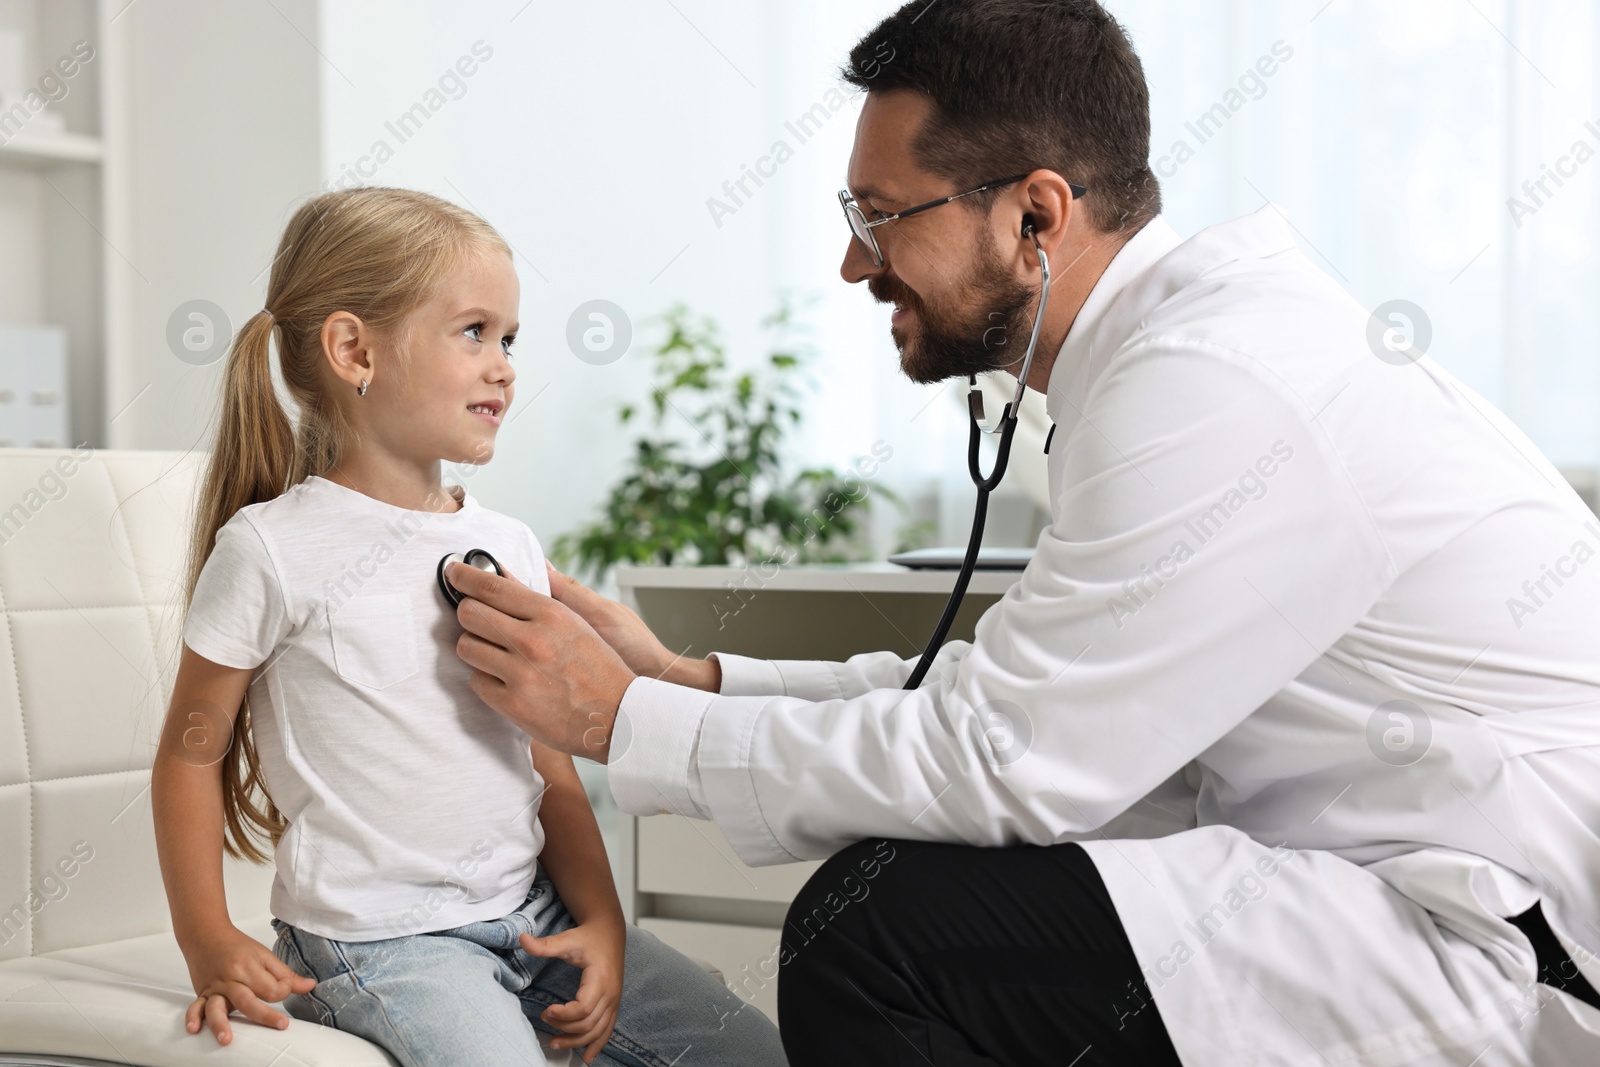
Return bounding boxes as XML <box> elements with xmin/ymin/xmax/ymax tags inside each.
<box><xmin>838</xmin><ymin>172</ymin><xmax>1088</xmax><ymax>268</ymax></box>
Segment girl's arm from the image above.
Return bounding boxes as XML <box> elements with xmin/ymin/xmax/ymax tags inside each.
<box><xmin>527</xmin><ymin>743</ymin><xmax>624</xmax><ymax>928</ymax></box>
<box><xmin>520</xmin><ymin>742</ymin><xmax>626</xmax><ymax>1061</ymax></box>
<box><xmin>151</xmin><ymin>644</ymin><xmax>315</xmax><ymax>1045</ymax></box>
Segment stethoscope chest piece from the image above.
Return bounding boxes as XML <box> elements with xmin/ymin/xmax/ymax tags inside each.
<box><xmin>437</xmin><ymin>548</ymin><xmax>504</xmax><ymax>608</ymax></box>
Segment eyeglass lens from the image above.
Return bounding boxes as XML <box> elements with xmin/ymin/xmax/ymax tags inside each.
<box><xmin>843</xmin><ymin>201</ymin><xmax>882</xmax><ymax>265</ymax></box>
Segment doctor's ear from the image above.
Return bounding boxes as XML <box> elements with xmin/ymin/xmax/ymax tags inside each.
<box><xmin>320</xmin><ymin>311</ymin><xmax>374</xmax><ymax>392</ymax></box>
<box><xmin>1015</xmin><ymin>171</ymin><xmax>1078</xmax><ymax>255</ymax></box>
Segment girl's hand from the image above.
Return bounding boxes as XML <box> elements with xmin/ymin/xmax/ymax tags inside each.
<box><xmin>520</xmin><ymin>920</ymin><xmax>625</xmax><ymax>1063</ymax></box>
<box><xmin>180</xmin><ymin>924</ymin><xmax>317</xmax><ymax>1045</ymax></box>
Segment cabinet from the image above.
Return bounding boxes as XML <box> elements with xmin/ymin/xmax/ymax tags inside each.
<box><xmin>0</xmin><ymin>0</ymin><xmax>109</xmax><ymax>447</ymax></box>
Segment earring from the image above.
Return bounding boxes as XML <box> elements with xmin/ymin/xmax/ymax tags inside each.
<box><xmin>357</xmin><ymin>378</ymin><xmax>368</xmax><ymax>397</ymax></box>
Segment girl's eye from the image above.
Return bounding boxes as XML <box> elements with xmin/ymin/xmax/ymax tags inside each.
<box><xmin>465</xmin><ymin>323</ymin><xmax>513</xmax><ymax>356</ymax></box>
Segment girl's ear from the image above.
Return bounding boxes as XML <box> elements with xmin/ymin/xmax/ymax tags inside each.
<box><xmin>320</xmin><ymin>311</ymin><xmax>372</xmax><ymax>390</ymax></box>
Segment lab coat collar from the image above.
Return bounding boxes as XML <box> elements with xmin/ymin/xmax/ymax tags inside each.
<box><xmin>1044</xmin><ymin>204</ymin><xmax>1299</xmax><ymax>427</ymax></box>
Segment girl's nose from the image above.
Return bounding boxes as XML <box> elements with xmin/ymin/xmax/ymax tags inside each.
<box><xmin>493</xmin><ymin>350</ymin><xmax>516</xmax><ymax>385</ymax></box>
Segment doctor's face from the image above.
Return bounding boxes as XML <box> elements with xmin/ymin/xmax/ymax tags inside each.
<box><xmin>841</xmin><ymin>90</ymin><xmax>1034</xmax><ymax>385</ymax></box>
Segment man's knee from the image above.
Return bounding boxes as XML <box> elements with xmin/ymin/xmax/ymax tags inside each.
<box><xmin>782</xmin><ymin>838</ymin><xmax>907</xmax><ymax>950</ymax></box>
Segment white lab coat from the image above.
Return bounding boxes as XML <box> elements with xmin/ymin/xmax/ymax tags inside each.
<box><xmin>609</xmin><ymin>206</ymin><xmax>1600</xmax><ymax>1065</ymax></box>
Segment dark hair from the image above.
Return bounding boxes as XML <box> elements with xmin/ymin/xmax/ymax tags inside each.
<box><xmin>842</xmin><ymin>0</ymin><xmax>1160</xmax><ymax>235</ymax></box>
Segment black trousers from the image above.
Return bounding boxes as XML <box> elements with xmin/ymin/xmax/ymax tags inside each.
<box><xmin>1507</xmin><ymin>900</ymin><xmax>1600</xmax><ymax>1012</ymax></box>
<box><xmin>775</xmin><ymin>838</ymin><xmax>1183</xmax><ymax>1067</ymax></box>
<box><xmin>775</xmin><ymin>838</ymin><xmax>1600</xmax><ymax>1066</ymax></box>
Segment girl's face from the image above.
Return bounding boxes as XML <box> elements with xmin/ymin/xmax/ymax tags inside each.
<box><xmin>384</xmin><ymin>247</ymin><xmax>519</xmax><ymax>466</ymax></box>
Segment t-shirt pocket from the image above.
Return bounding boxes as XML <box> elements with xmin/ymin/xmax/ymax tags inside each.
<box><xmin>327</xmin><ymin>593</ymin><xmax>419</xmax><ymax>689</ymax></box>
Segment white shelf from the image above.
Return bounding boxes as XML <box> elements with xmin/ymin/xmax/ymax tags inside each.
<box><xmin>0</xmin><ymin>130</ymin><xmax>103</xmax><ymax>167</ymax></box>
<box><xmin>0</xmin><ymin>0</ymin><xmax>109</xmax><ymax>448</ymax></box>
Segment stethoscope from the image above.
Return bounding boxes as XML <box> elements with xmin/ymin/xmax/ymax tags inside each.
<box><xmin>437</xmin><ymin>548</ymin><xmax>505</xmax><ymax>607</ymax></box>
<box><xmin>433</xmin><ymin>226</ymin><xmax>1050</xmax><ymax>690</ymax></box>
<box><xmin>902</xmin><ymin>221</ymin><xmax>1052</xmax><ymax>690</ymax></box>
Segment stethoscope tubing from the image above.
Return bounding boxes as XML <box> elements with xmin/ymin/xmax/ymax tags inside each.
<box><xmin>903</xmin><ymin>231</ymin><xmax>1051</xmax><ymax>690</ymax></box>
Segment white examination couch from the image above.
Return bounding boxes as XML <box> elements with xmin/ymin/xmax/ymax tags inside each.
<box><xmin>0</xmin><ymin>449</ymin><xmax>584</xmax><ymax>1066</ymax></box>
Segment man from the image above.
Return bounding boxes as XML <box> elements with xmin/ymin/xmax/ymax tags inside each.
<box><xmin>448</xmin><ymin>1</ymin><xmax>1600</xmax><ymax>1063</ymax></box>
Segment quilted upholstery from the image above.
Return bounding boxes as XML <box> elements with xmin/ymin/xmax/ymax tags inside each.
<box><xmin>0</xmin><ymin>449</ymin><xmax>574</xmax><ymax>1065</ymax></box>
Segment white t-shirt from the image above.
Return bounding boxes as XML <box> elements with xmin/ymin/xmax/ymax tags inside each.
<box><xmin>183</xmin><ymin>474</ymin><xmax>548</xmax><ymax>941</ymax></box>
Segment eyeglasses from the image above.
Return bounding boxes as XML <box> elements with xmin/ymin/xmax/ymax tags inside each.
<box><xmin>838</xmin><ymin>173</ymin><xmax>1088</xmax><ymax>268</ymax></box>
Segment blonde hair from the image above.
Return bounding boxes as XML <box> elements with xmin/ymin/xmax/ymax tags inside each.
<box><xmin>183</xmin><ymin>187</ymin><xmax>511</xmax><ymax>863</ymax></box>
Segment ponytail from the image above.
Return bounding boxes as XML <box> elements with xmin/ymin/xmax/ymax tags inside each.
<box><xmin>181</xmin><ymin>309</ymin><xmax>294</xmax><ymax>863</ymax></box>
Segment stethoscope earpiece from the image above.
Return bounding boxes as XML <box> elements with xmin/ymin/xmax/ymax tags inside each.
<box><xmin>437</xmin><ymin>548</ymin><xmax>504</xmax><ymax>608</ymax></box>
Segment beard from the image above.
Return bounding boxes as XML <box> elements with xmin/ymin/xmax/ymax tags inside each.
<box><xmin>869</xmin><ymin>234</ymin><xmax>1037</xmax><ymax>385</ymax></box>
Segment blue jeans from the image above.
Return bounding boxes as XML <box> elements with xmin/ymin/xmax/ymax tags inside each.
<box><xmin>271</xmin><ymin>875</ymin><xmax>786</xmax><ymax>1066</ymax></box>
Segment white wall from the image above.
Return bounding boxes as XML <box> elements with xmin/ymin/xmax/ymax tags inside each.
<box><xmin>316</xmin><ymin>0</ymin><xmax>986</xmax><ymax>569</ymax></box>
<box><xmin>105</xmin><ymin>0</ymin><xmax>324</xmax><ymax>452</ymax></box>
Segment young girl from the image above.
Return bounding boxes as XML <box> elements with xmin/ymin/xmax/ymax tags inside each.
<box><xmin>151</xmin><ymin>187</ymin><xmax>786</xmax><ymax>1067</ymax></box>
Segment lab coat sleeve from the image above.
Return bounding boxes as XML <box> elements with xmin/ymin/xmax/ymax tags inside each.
<box><xmin>711</xmin><ymin>640</ymin><xmax>976</xmax><ymax>700</ymax></box>
<box><xmin>608</xmin><ymin>642</ymin><xmax>977</xmax><ymax>819</ymax></box>
<box><xmin>613</xmin><ymin>340</ymin><xmax>1395</xmax><ymax>865</ymax></box>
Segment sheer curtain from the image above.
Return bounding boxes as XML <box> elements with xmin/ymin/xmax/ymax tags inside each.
<box><xmin>1115</xmin><ymin>0</ymin><xmax>1600</xmax><ymax>475</ymax></box>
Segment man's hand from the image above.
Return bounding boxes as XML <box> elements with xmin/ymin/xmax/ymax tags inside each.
<box><xmin>448</xmin><ymin>561</ymin><xmax>636</xmax><ymax>761</ymax></box>
<box><xmin>545</xmin><ymin>562</ymin><xmax>720</xmax><ymax>693</ymax></box>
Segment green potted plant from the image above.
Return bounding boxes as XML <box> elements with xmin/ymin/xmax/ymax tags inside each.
<box><xmin>553</xmin><ymin>297</ymin><xmax>898</xmax><ymax>581</ymax></box>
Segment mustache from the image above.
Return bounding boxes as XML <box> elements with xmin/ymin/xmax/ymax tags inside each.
<box><xmin>867</xmin><ymin>273</ymin><xmax>920</xmax><ymax>312</ymax></box>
